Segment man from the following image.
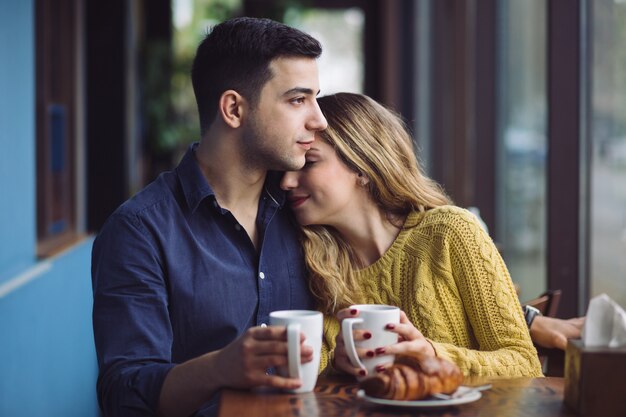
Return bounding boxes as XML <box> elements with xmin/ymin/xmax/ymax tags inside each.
<box><xmin>92</xmin><ymin>17</ymin><xmax>327</xmax><ymax>417</ymax></box>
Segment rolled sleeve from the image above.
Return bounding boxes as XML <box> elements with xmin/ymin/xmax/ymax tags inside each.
<box><xmin>92</xmin><ymin>213</ymin><xmax>174</xmax><ymax>416</ymax></box>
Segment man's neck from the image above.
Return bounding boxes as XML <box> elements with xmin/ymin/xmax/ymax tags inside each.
<box><xmin>195</xmin><ymin>135</ymin><xmax>266</xmax><ymax>249</ymax></box>
<box><xmin>195</xmin><ymin>132</ymin><xmax>266</xmax><ymax>205</ymax></box>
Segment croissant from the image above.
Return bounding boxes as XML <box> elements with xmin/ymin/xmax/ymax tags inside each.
<box><xmin>359</xmin><ymin>354</ymin><xmax>464</xmax><ymax>400</ymax></box>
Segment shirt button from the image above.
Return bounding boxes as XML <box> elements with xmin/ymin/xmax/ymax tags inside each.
<box><xmin>260</xmin><ymin>323</ymin><xmax>267</xmax><ymax>328</ymax></box>
<box><xmin>259</xmin><ymin>272</ymin><xmax>265</xmax><ymax>280</ymax></box>
<box><xmin>234</xmin><ymin>224</ymin><xmax>241</xmax><ymax>231</ymax></box>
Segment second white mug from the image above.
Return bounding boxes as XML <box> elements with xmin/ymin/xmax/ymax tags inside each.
<box><xmin>341</xmin><ymin>304</ymin><xmax>400</xmax><ymax>379</ymax></box>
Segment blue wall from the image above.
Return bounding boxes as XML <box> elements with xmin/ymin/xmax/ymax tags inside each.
<box><xmin>0</xmin><ymin>0</ymin><xmax>36</xmax><ymax>281</ymax></box>
<box><xmin>0</xmin><ymin>242</ymin><xmax>99</xmax><ymax>417</ymax></box>
<box><xmin>0</xmin><ymin>1</ymin><xmax>100</xmax><ymax>416</ymax></box>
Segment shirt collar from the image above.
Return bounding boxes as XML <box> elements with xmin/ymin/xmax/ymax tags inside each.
<box><xmin>264</xmin><ymin>171</ymin><xmax>287</xmax><ymax>208</ymax></box>
<box><xmin>176</xmin><ymin>142</ymin><xmax>288</xmax><ymax>212</ymax></box>
<box><xmin>176</xmin><ymin>142</ymin><xmax>216</xmax><ymax>213</ymax></box>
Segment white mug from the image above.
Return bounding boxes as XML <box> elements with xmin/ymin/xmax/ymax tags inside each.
<box><xmin>341</xmin><ymin>304</ymin><xmax>400</xmax><ymax>379</ymax></box>
<box><xmin>269</xmin><ymin>310</ymin><xmax>323</xmax><ymax>393</ymax></box>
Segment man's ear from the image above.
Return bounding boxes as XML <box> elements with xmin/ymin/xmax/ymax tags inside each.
<box><xmin>218</xmin><ymin>90</ymin><xmax>245</xmax><ymax>128</ymax></box>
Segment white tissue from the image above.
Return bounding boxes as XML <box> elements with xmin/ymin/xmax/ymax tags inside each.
<box><xmin>582</xmin><ymin>294</ymin><xmax>626</xmax><ymax>348</ymax></box>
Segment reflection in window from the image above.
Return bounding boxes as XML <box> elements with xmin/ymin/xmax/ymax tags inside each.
<box><xmin>591</xmin><ymin>0</ymin><xmax>626</xmax><ymax>308</ymax></box>
<box><xmin>496</xmin><ymin>1</ymin><xmax>547</xmax><ymax>302</ymax></box>
<box><xmin>285</xmin><ymin>7</ymin><xmax>364</xmax><ymax>95</ymax></box>
<box><xmin>161</xmin><ymin>0</ymin><xmax>242</xmax><ymax>168</ymax></box>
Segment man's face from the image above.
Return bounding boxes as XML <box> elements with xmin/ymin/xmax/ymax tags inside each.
<box><xmin>241</xmin><ymin>57</ymin><xmax>328</xmax><ymax>172</ymax></box>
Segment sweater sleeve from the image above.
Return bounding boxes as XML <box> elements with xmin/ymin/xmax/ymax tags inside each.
<box><xmin>429</xmin><ymin>208</ymin><xmax>543</xmax><ymax>377</ymax></box>
<box><xmin>318</xmin><ymin>317</ymin><xmax>338</xmax><ymax>374</ymax></box>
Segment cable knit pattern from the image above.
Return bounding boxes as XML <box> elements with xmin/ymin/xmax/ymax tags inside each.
<box><xmin>320</xmin><ymin>206</ymin><xmax>543</xmax><ymax>377</ymax></box>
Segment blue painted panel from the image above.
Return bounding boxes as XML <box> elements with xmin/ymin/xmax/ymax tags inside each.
<box><xmin>0</xmin><ymin>240</ymin><xmax>100</xmax><ymax>417</ymax></box>
<box><xmin>0</xmin><ymin>2</ymin><xmax>100</xmax><ymax>416</ymax></box>
<box><xmin>0</xmin><ymin>0</ymin><xmax>37</xmax><ymax>280</ymax></box>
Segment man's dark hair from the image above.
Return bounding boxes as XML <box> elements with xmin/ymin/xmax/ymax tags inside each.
<box><xmin>191</xmin><ymin>17</ymin><xmax>322</xmax><ymax>134</ymax></box>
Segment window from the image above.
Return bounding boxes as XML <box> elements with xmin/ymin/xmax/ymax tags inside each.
<box><xmin>36</xmin><ymin>0</ymin><xmax>83</xmax><ymax>257</ymax></box>
<box><xmin>285</xmin><ymin>7</ymin><xmax>365</xmax><ymax>95</ymax></box>
<box><xmin>496</xmin><ymin>0</ymin><xmax>547</xmax><ymax>302</ymax></box>
<box><xmin>590</xmin><ymin>0</ymin><xmax>626</xmax><ymax>308</ymax></box>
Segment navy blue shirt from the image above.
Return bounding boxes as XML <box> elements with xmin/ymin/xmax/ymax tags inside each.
<box><xmin>91</xmin><ymin>143</ymin><xmax>314</xmax><ymax>417</ymax></box>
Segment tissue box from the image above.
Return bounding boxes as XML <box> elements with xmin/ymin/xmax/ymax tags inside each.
<box><xmin>564</xmin><ymin>339</ymin><xmax>626</xmax><ymax>416</ymax></box>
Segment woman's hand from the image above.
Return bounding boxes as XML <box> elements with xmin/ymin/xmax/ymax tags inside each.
<box><xmin>332</xmin><ymin>308</ymin><xmax>372</xmax><ymax>377</ymax></box>
<box><xmin>374</xmin><ymin>310</ymin><xmax>436</xmax><ymax>368</ymax></box>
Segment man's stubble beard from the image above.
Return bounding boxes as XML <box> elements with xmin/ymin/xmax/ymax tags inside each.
<box><xmin>241</xmin><ymin>115</ymin><xmax>306</xmax><ymax>173</ymax></box>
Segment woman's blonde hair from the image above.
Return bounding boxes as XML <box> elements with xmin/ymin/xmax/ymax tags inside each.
<box><xmin>302</xmin><ymin>93</ymin><xmax>451</xmax><ymax>315</ymax></box>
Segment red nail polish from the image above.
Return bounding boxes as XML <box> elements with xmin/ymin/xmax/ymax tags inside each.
<box><xmin>366</xmin><ymin>350</ymin><xmax>375</xmax><ymax>357</ymax></box>
<box><xmin>385</xmin><ymin>323</ymin><xmax>395</xmax><ymax>330</ymax></box>
<box><xmin>375</xmin><ymin>347</ymin><xmax>385</xmax><ymax>355</ymax></box>
<box><xmin>359</xmin><ymin>370</ymin><xmax>366</xmax><ymax>376</ymax></box>
<box><xmin>375</xmin><ymin>365</ymin><xmax>386</xmax><ymax>372</ymax></box>
<box><xmin>363</xmin><ymin>332</ymin><xmax>372</xmax><ymax>339</ymax></box>
<box><xmin>350</xmin><ymin>309</ymin><xmax>358</xmax><ymax>315</ymax></box>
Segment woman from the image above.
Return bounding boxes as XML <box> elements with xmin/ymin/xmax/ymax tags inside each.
<box><xmin>281</xmin><ymin>92</ymin><xmax>543</xmax><ymax>378</ymax></box>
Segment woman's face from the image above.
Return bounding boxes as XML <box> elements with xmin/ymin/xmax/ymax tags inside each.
<box><xmin>280</xmin><ymin>137</ymin><xmax>364</xmax><ymax>226</ymax></box>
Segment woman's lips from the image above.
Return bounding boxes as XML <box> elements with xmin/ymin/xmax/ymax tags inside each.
<box><xmin>288</xmin><ymin>196</ymin><xmax>309</xmax><ymax>209</ymax></box>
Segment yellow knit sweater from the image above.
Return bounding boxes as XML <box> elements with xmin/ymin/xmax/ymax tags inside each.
<box><xmin>320</xmin><ymin>206</ymin><xmax>543</xmax><ymax>377</ymax></box>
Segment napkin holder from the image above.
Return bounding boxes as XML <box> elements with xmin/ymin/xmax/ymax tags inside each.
<box><xmin>564</xmin><ymin>339</ymin><xmax>626</xmax><ymax>416</ymax></box>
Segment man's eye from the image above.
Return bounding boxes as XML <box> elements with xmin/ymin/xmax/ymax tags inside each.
<box><xmin>291</xmin><ymin>97</ymin><xmax>305</xmax><ymax>104</ymax></box>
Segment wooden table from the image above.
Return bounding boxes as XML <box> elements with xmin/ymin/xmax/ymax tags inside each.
<box><xmin>218</xmin><ymin>375</ymin><xmax>577</xmax><ymax>417</ymax></box>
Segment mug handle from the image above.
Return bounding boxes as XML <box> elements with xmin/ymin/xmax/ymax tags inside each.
<box><xmin>286</xmin><ymin>323</ymin><xmax>302</xmax><ymax>380</ymax></box>
<box><xmin>341</xmin><ymin>317</ymin><xmax>365</xmax><ymax>369</ymax></box>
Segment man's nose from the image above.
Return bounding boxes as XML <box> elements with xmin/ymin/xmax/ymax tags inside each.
<box><xmin>307</xmin><ymin>101</ymin><xmax>328</xmax><ymax>131</ymax></box>
<box><xmin>280</xmin><ymin>171</ymin><xmax>299</xmax><ymax>190</ymax></box>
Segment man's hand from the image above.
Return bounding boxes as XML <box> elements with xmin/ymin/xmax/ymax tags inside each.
<box><xmin>158</xmin><ymin>325</ymin><xmax>313</xmax><ymax>417</ymax></box>
<box><xmin>214</xmin><ymin>325</ymin><xmax>313</xmax><ymax>389</ymax></box>
<box><xmin>529</xmin><ymin>316</ymin><xmax>585</xmax><ymax>350</ymax></box>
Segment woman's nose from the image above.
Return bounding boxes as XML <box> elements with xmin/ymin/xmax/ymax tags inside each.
<box><xmin>280</xmin><ymin>171</ymin><xmax>299</xmax><ymax>190</ymax></box>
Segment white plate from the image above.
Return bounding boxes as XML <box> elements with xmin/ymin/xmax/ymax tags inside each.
<box><xmin>357</xmin><ymin>387</ymin><xmax>482</xmax><ymax>408</ymax></box>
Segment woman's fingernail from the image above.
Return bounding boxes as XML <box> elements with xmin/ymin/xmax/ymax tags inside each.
<box><xmin>375</xmin><ymin>347</ymin><xmax>385</xmax><ymax>355</ymax></box>
<box><xmin>375</xmin><ymin>365</ymin><xmax>386</xmax><ymax>372</ymax></box>
<box><xmin>363</xmin><ymin>332</ymin><xmax>372</xmax><ymax>339</ymax></box>
<box><xmin>366</xmin><ymin>350</ymin><xmax>375</xmax><ymax>357</ymax></box>
<box><xmin>350</xmin><ymin>309</ymin><xmax>358</xmax><ymax>315</ymax></box>
<box><xmin>359</xmin><ymin>370</ymin><xmax>366</xmax><ymax>376</ymax></box>
<box><xmin>385</xmin><ymin>323</ymin><xmax>395</xmax><ymax>330</ymax></box>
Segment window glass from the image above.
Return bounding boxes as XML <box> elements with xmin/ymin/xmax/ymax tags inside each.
<box><xmin>496</xmin><ymin>1</ymin><xmax>547</xmax><ymax>302</ymax></box>
<box><xmin>285</xmin><ymin>7</ymin><xmax>364</xmax><ymax>95</ymax></box>
<box><xmin>161</xmin><ymin>0</ymin><xmax>242</xmax><ymax>169</ymax></box>
<box><xmin>590</xmin><ymin>0</ymin><xmax>626</xmax><ymax>308</ymax></box>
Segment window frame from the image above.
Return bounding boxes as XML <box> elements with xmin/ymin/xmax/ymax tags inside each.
<box><xmin>36</xmin><ymin>0</ymin><xmax>85</xmax><ymax>258</ymax></box>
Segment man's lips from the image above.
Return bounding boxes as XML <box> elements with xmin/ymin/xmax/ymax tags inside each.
<box><xmin>297</xmin><ymin>140</ymin><xmax>313</xmax><ymax>150</ymax></box>
<box><xmin>288</xmin><ymin>195</ymin><xmax>309</xmax><ymax>208</ymax></box>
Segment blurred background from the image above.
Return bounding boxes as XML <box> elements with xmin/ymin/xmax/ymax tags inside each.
<box><xmin>1</xmin><ymin>0</ymin><xmax>625</xmax><ymax>415</ymax></box>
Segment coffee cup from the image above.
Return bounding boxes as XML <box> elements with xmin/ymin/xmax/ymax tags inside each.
<box><xmin>341</xmin><ymin>304</ymin><xmax>400</xmax><ymax>379</ymax></box>
<box><xmin>269</xmin><ymin>310</ymin><xmax>323</xmax><ymax>393</ymax></box>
